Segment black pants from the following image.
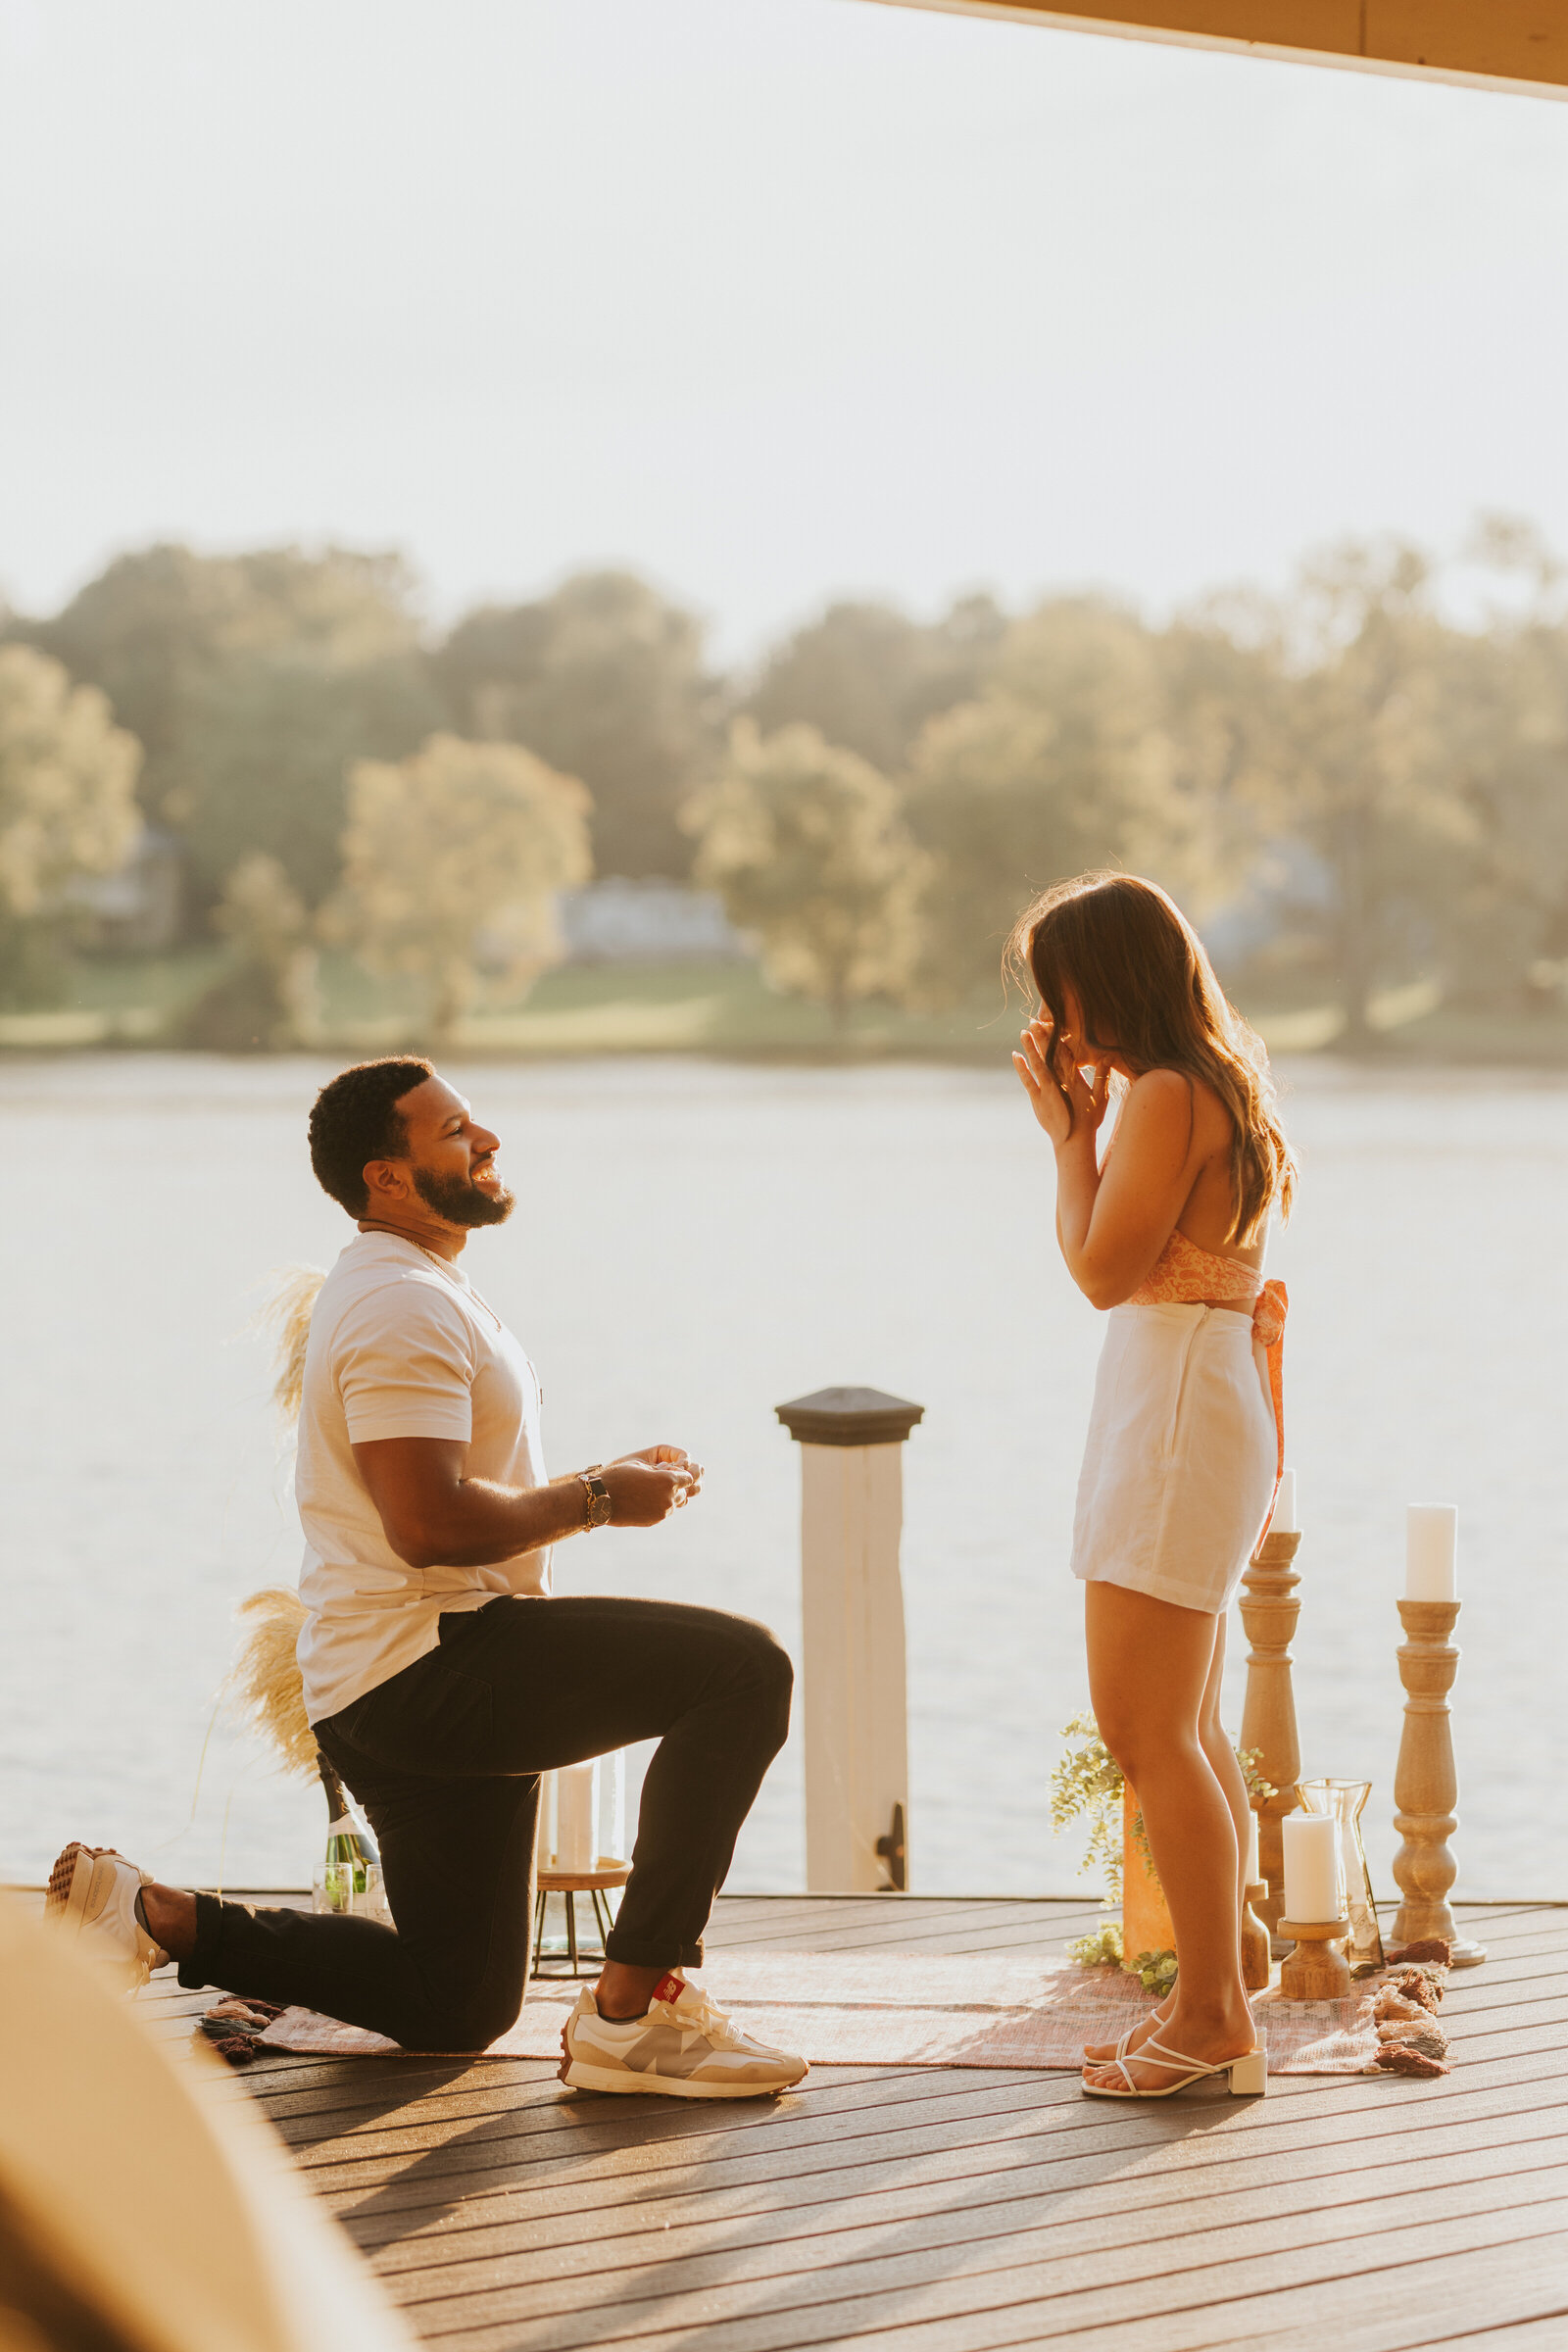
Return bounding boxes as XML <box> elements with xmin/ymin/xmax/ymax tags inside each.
<box><xmin>178</xmin><ymin>1594</ymin><xmax>793</xmax><ymax>2050</ymax></box>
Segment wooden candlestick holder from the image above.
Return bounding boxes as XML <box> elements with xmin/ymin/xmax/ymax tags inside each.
<box><xmin>1277</xmin><ymin>1916</ymin><xmax>1351</xmax><ymax>2000</ymax></box>
<box><xmin>1240</xmin><ymin>1526</ymin><xmax>1304</xmax><ymax>1951</ymax></box>
<box><xmin>1241</xmin><ymin>1881</ymin><xmax>1272</xmax><ymax>1993</ymax></box>
<box><xmin>1391</xmin><ymin>1598</ymin><xmax>1487</xmax><ymax>1967</ymax></box>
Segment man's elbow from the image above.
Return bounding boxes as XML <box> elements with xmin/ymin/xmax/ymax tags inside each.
<box><xmin>380</xmin><ymin>1516</ymin><xmax>449</xmax><ymax>1571</ymax></box>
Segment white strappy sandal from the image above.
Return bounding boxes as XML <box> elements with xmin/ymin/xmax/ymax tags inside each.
<box><xmin>1082</xmin><ymin>2015</ymin><xmax>1160</xmax><ymax>2070</ymax></box>
<box><xmin>1081</xmin><ymin>2033</ymin><xmax>1268</xmax><ymax>2099</ymax></box>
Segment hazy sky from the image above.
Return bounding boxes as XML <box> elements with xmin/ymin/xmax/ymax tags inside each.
<box><xmin>2</xmin><ymin>0</ymin><xmax>1566</xmax><ymax>658</ymax></box>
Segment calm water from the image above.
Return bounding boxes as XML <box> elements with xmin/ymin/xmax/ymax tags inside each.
<box><xmin>1</xmin><ymin>1052</ymin><xmax>1559</xmax><ymax>1905</ymax></box>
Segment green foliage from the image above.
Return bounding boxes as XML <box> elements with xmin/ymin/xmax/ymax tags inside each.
<box><xmin>10</xmin><ymin>518</ymin><xmax>1568</xmax><ymax>1042</ymax></box>
<box><xmin>0</xmin><ymin>645</ymin><xmax>143</xmax><ymax>1006</ymax></box>
<box><xmin>182</xmin><ymin>855</ymin><xmax>318</xmax><ymax>1052</ymax></box>
<box><xmin>688</xmin><ymin>720</ymin><xmax>929</xmax><ymax>1025</ymax></box>
<box><xmin>744</xmin><ymin>595</ymin><xmax>1005</xmax><ymax>775</ymax></box>
<box><xmin>905</xmin><ymin>599</ymin><xmax>1211</xmax><ymax>1004</ymax></box>
<box><xmin>18</xmin><ymin>543</ymin><xmax>439</xmax><ymax>916</ymax></box>
<box><xmin>1066</xmin><ymin>1922</ymin><xmax>1124</xmax><ymax>1969</ymax></box>
<box><xmin>325</xmin><ymin>733</ymin><xmax>593</xmax><ymax>1048</ymax></box>
<box><xmin>1048</xmin><ymin>1712</ymin><xmax>1128</xmax><ymax>1899</ymax></box>
<box><xmin>1133</xmin><ymin>1948</ymin><xmax>1179</xmax><ymax>1994</ymax></box>
<box><xmin>436</xmin><ymin>571</ymin><xmax>714</xmax><ymax>881</ymax></box>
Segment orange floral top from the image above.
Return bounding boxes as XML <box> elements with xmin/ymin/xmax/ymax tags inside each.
<box><xmin>1128</xmin><ymin>1227</ymin><xmax>1261</xmax><ymax>1306</ymax></box>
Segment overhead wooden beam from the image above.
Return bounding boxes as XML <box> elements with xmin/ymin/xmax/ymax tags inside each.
<box><xmin>870</xmin><ymin>1</ymin><xmax>1568</xmax><ymax>99</ymax></box>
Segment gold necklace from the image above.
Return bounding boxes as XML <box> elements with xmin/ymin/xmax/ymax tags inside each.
<box><xmin>357</xmin><ymin>1221</ymin><xmax>503</xmax><ymax>1332</ymax></box>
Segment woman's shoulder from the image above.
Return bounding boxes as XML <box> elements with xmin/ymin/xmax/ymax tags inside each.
<box><xmin>1124</xmin><ymin>1065</ymin><xmax>1233</xmax><ymax>1151</ymax></box>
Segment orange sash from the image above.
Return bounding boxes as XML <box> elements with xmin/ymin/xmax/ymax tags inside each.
<box><xmin>1250</xmin><ymin>1278</ymin><xmax>1288</xmax><ymax>1545</ymax></box>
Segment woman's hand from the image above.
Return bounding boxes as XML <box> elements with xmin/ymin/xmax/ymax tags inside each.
<box><xmin>1013</xmin><ymin>1014</ymin><xmax>1108</xmax><ymax>1147</ymax></box>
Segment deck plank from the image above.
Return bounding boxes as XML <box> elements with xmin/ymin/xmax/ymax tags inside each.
<box><xmin>213</xmin><ymin>1898</ymin><xmax>1568</xmax><ymax>2352</ymax></box>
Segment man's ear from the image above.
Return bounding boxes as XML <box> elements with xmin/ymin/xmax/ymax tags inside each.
<box><xmin>362</xmin><ymin>1155</ymin><xmax>411</xmax><ymax>1209</ymax></box>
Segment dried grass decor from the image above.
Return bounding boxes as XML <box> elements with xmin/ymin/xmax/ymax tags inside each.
<box><xmin>225</xmin><ymin>1588</ymin><xmax>316</xmax><ymax>1779</ymax></box>
<box><xmin>251</xmin><ymin>1263</ymin><xmax>327</xmax><ymax>1423</ymax></box>
<box><xmin>223</xmin><ymin>1268</ymin><xmax>327</xmax><ymax>1777</ymax></box>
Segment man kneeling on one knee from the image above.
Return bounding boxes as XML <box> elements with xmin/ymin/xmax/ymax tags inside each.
<box><xmin>49</xmin><ymin>1056</ymin><xmax>806</xmax><ymax>2099</ymax></box>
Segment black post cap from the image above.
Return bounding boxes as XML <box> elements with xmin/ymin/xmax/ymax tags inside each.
<box><xmin>775</xmin><ymin>1387</ymin><xmax>925</xmax><ymax>1448</ymax></box>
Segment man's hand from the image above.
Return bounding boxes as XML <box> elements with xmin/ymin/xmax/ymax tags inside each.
<box><xmin>602</xmin><ymin>1445</ymin><xmax>703</xmax><ymax>1526</ymax></box>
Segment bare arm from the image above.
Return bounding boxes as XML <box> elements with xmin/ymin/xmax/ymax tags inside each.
<box><xmin>352</xmin><ymin>1438</ymin><xmax>700</xmax><ymax>1570</ymax></box>
<box><xmin>1014</xmin><ymin>1017</ymin><xmax>1199</xmax><ymax>1309</ymax></box>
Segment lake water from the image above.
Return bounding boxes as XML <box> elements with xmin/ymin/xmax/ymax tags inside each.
<box><xmin>1</xmin><ymin>1051</ymin><xmax>1561</xmax><ymax>1908</ymax></box>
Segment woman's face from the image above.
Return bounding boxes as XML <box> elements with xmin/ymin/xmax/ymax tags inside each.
<box><xmin>1056</xmin><ymin>984</ymin><xmax>1131</xmax><ymax>1078</ymax></box>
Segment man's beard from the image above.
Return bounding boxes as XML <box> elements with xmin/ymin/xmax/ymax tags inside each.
<box><xmin>414</xmin><ymin>1165</ymin><xmax>515</xmax><ymax>1228</ymax></box>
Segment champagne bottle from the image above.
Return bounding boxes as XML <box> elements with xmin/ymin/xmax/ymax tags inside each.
<box><xmin>317</xmin><ymin>1751</ymin><xmax>378</xmax><ymax>1913</ymax></box>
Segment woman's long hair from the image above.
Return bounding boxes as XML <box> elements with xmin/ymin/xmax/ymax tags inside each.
<box><xmin>1005</xmin><ymin>872</ymin><xmax>1295</xmax><ymax>1244</ymax></box>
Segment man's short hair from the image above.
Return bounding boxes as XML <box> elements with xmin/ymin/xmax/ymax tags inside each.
<box><xmin>308</xmin><ymin>1057</ymin><xmax>434</xmax><ymax>1215</ymax></box>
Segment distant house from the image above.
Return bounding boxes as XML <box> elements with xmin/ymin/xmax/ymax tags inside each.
<box><xmin>70</xmin><ymin>828</ymin><xmax>184</xmax><ymax>954</ymax></box>
<box><xmin>557</xmin><ymin>877</ymin><xmax>752</xmax><ymax>965</ymax></box>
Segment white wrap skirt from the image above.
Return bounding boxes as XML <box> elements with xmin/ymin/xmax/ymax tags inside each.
<box><xmin>1071</xmin><ymin>1302</ymin><xmax>1277</xmax><ymax>1616</ymax></box>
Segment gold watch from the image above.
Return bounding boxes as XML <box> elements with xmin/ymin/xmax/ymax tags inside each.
<box><xmin>577</xmin><ymin>1468</ymin><xmax>612</xmax><ymax>1530</ymax></box>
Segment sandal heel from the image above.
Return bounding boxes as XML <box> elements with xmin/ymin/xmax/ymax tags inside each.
<box><xmin>1228</xmin><ymin>2048</ymin><xmax>1268</xmax><ymax>2096</ymax></box>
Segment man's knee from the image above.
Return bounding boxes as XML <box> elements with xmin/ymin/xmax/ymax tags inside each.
<box><xmin>728</xmin><ymin>1615</ymin><xmax>794</xmax><ymax>1747</ymax></box>
<box><xmin>416</xmin><ymin>1982</ymin><xmax>522</xmax><ymax>2054</ymax></box>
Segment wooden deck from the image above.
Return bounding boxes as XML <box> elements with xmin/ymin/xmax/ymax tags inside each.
<box><xmin>146</xmin><ymin>1895</ymin><xmax>1568</xmax><ymax>2352</ymax></box>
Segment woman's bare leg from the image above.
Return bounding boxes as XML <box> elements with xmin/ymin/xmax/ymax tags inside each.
<box><xmin>1198</xmin><ymin>1615</ymin><xmax>1251</xmax><ymax>1965</ymax></box>
<box><xmin>1081</xmin><ymin>1584</ymin><xmax>1254</xmax><ymax>2089</ymax></box>
<box><xmin>1083</xmin><ymin>1605</ymin><xmax>1239</xmax><ymax>2062</ymax></box>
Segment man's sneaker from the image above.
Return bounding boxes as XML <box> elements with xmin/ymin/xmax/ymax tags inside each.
<box><xmin>562</xmin><ymin>1973</ymin><xmax>808</xmax><ymax>2099</ymax></box>
<box><xmin>45</xmin><ymin>1844</ymin><xmax>170</xmax><ymax>1991</ymax></box>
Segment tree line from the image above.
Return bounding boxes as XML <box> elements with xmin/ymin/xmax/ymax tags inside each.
<box><xmin>3</xmin><ymin>521</ymin><xmax>1566</xmax><ymax>1045</ymax></box>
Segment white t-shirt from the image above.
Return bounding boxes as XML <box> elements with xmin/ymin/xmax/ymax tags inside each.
<box><xmin>294</xmin><ymin>1232</ymin><xmax>552</xmax><ymax>1724</ymax></box>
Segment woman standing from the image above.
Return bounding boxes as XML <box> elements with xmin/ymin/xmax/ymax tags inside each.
<box><xmin>1011</xmin><ymin>873</ymin><xmax>1294</xmax><ymax>2101</ymax></box>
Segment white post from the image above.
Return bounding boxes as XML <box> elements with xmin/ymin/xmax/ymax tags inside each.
<box><xmin>776</xmin><ymin>1387</ymin><xmax>924</xmax><ymax>1893</ymax></box>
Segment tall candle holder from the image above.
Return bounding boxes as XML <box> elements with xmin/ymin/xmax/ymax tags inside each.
<box><xmin>1391</xmin><ymin>1598</ymin><xmax>1487</xmax><ymax>1967</ymax></box>
<box><xmin>1240</xmin><ymin>1524</ymin><xmax>1303</xmax><ymax>1950</ymax></box>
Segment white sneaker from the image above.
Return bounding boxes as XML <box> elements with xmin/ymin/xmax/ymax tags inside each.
<box><xmin>562</xmin><ymin>1972</ymin><xmax>808</xmax><ymax>2099</ymax></box>
<box><xmin>45</xmin><ymin>1844</ymin><xmax>170</xmax><ymax>1991</ymax></box>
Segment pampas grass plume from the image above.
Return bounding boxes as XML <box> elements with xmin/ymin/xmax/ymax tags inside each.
<box><xmin>252</xmin><ymin>1263</ymin><xmax>326</xmax><ymax>1423</ymax></box>
<box><xmin>226</xmin><ymin>1587</ymin><xmax>316</xmax><ymax>1778</ymax></box>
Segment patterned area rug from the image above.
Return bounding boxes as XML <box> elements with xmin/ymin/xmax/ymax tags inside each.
<box><xmin>256</xmin><ymin>1952</ymin><xmax>1390</xmax><ymax>2075</ymax></box>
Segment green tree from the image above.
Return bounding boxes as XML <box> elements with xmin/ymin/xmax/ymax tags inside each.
<box><xmin>325</xmin><ymin>734</ymin><xmax>592</xmax><ymax>1048</ymax></box>
<box><xmin>182</xmin><ymin>855</ymin><xmax>318</xmax><ymax>1052</ymax></box>
<box><xmin>688</xmin><ymin>720</ymin><xmax>928</xmax><ymax>1026</ymax></box>
<box><xmin>16</xmin><ymin>543</ymin><xmax>442</xmax><ymax>914</ymax></box>
<box><xmin>905</xmin><ymin>599</ymin><xmax>1200</xmax><ymax>1003</ymax></box>
<box><xmin>436</xmin><ymin>570</ymin><xmax>714</xmax><ymax>880</ymax></box>
<box><xmin>744</xmin><ymin>595</ymin><xmax>1006</xmax><ymax>775</ymax></box>
<box><xmin>0</xmin><ymin>646</ymin><xmax>143</xmax><ymax>1005</ymax></box>
<box><xmin>1271</xmin><ymin>542</ymin><xmax>1477</xmax><ymax>1046</ymax></box>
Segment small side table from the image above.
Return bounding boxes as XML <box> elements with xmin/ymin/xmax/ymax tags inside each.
<box><xmin>532</xmin><ymin>1859</ymin><xmax>630</xmax><ymax>1979</ymax></box>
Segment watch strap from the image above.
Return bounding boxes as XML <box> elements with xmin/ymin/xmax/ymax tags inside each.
<box><xmin>577</xmin><ymin>1470</ymin><xmax>612</xmax><ymax>1530</ymax></box>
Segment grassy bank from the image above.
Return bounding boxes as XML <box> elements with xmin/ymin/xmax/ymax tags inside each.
<box><xmin>7</xmin><ymin>948</ymin><xmax>1568</xmax><ymax>1067</ymax></box>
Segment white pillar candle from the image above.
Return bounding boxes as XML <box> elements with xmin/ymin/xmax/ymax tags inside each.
<box><xmin>1282</xmin><ymin>1812</ymin><xmax>1342</xmax><ymax>1923</ymax></box>
<box><xmin>1405</xmin><ymin>1504</ymin><xmax>1458</xmax><ymax>1602</ymax></box>
<box><xmin>1245</xmin><ymin>1806</ymin><xmax>1260</xmax><ymax>1888</ymax></box>
<box><xmin>555</xmin><ymin>1759</ymin><xmax>600</xmax><ymax>1872</ymax></box>
<box><xmin>1273</xmin><ymin>1468</ymin><xmax>1298</xmax><ymax>1536</ymax></box>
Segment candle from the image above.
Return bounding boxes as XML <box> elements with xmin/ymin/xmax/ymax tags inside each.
<box><xmin>1273</xmin><ymin>1468</ymin><xmax>1298</xmax><ymax>1536</ymax></box>
<box><xmin>1245</xmin><ymin>1806</ymin><xmax>1260</xmax><ymax>1888</ymax></box>
<box><xmin>1283</xmin><ymin>1813</ymin><xmax>1342</xmax><ymax>1923</ymax></box>
<box><xmin>1405</xmin><ymin>1504</ymin><xmax>1458</xmax><ymax>1602</ymax></box>
<box><xmin>555</xmin><ymin>1759</ymin><xmax>600</xmax><ymax>1872</ymax></box>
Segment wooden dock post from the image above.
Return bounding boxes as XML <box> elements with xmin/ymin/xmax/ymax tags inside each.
<box><xmin>776</xmin><ymin>1386</ymin><xmax>923</xmax><ymax>1894</ymax></box>
<box><xmin>1391</xmin><ymin>1599</ymin><xmax>1487</xmax><ymax>1966</ymax></box>
<box><xmin>1239</xmin><ymin>1526</ymin><xmax>1304</xmax><ymax>1949</ymax></box>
